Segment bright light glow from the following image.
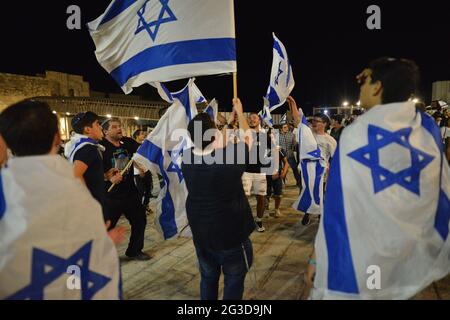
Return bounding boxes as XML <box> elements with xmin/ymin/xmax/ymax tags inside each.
<box><xmin>134</xmin><ymin>116</ymin><xmax>139</xmax><ymax>120</ymax></box>
<box><xmin>106</xmin><ymin>114</ymin><xmax>112</xmax><ymax>118</ymax></box>
<box><xmin>357</xmin><ymin>101</ymin><xmax>361</xmax><ymax>106</ymax></box>
<box><xmin>52</xmin><ymin>110</ymin><xmax>57</xmax><ymax>114</ymax></box>
<box><xmin>66</xmin><ymin>112</ymin><xmax>70</xmax><ymax>116</ymax></box>
<box><xmin>343</xmin><ymin>101</ymin><xmax>349</xmax><ymax>107</ymax></box>
<box><xmin>324</xmin><ymin>110</ymin><xmax>329</xmax><ymax>114</ymax></box>
<box><xmin>412</xmin><ymin>98</ymin><xmax>419</xmax><ymax>103</ymax></box>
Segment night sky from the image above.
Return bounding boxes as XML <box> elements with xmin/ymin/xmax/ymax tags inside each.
<box><xmin>0</xmin><ymin>0</ymin><xmax>449</xmax><ymax>114</ymax></box>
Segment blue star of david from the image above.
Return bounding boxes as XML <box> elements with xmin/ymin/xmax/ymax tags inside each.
<box><xmin>135</xmin><ymin>0</ymin><xmax>177</xmax><ymax>42</ymax></box>
<box><xmin>274</xmin><ymin>61</ymin><xmax>283</xmax><ymax>85</ymax></box>
<box><xmin>347</xmin><ymin>125</ymin><xmax>434</xmax><ymax>196</ymax></box>
<box><xmin>166</xmin><ymin>140</ymin><xmax>187</xmax><ymax>183</ymax></box>
<box><xmin>6</xmin><ymin>241</ymin><xmax>111</xmax><ymax>300</ymax></box>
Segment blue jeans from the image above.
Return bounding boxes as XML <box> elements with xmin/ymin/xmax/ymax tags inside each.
<box><xmin>287</xmin><ymin>156</ymin><xmax>302</xmax><ymax>185</ymax></box>
<box><xmin>194</xmin><ymin>238</ymin><xmax>253</xmax><ymax>300</ymax></box>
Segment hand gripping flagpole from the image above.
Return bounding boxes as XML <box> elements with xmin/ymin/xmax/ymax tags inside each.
<box><xmin>107</xmin><ymin>159</ymin><xmax>134</xmax><ymax>193</ymax></box>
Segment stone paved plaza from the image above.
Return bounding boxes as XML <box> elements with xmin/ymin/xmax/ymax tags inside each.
<box><xmin>116</xmin><ymin>173</ymin><xmax>450</xmax><ymax>300</ymax></box>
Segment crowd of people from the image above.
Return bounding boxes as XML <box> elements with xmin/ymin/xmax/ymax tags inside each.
<box><xmin>0</xmin><ymin>57</ymin><xmax>449</xmax><ymax>300</ymax></box>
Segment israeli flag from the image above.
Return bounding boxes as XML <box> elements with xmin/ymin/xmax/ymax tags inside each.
<box><xmin>0</xmin><ymin>156</ymin><xmax>121</xmax><ymax>299</ymax></box>
<box><xmin>133</xmin><ymin>79</ymin><xmax>198</xmax><ymax>239</ymax></box>
<box><xmin>293</xmin><ymin>110</ymin><xmax>325</xmax><ymax>215</ymax></box>
<box><xmin>64</xmin><ymin>134</ymin><xmax>105</xmax><ymax>163</ymax></box>
<box><xmin>150</xmin><ymin>80</ymin><xmax>206</xmax><ymax>105</ymax></box>
<box><xmin>88</xmin><ymin>0</ymin><xmax>237</xmax><ymax>94</ymax></box>
<box><xmin>204</xmin><ymin>99</ymin><xmax>218</xmax><ymax>124</ymax></box>
<box><xmin>312</xmin><ymin>101</ymin><xmax>450</xmax><ymax>299</ymax></box>
<box><xmin>265</xmin><ymin>33</ymin><xmax>295</xmax><ymax>112</ymax></box>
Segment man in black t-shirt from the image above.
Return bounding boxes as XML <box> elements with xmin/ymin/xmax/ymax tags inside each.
<box><xmin>242</xmin><ymin>113</ymin><xmax>272</xmax><ymax>232</ymax></box>
<box><xmin>101</xmin><ymin>118</ymin><xmax>150</xmax><ymax>261</ymax></box>
<box><xmin>66</xmin><ymin>112</ymin><xmax>122</xmax><ymax>219</ymax></box>
<box><xmin>181</xmin><ymin>99</ymin><xmax>254</xmax><ymax>300</ymax></box>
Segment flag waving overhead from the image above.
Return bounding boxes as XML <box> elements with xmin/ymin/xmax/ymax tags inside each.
<box><xmin>265</xmin><ymin>33</ymin><xmax>295</xmax><ymax>112</ymax></box>
<box><xmin>312</xmin><ymin>101</ymin><xmax>450</xmax><ymax>299</ymax></box>
<box><xmin>133</xmin><ymin>79</ymin><xmax>198</xmax><ymax>240</ymax></box>
<box><xmin>292</xmin><ymin>109</ymin><xmax>325</xmax><ymax>215</ymax></box>
<box><xmin>88</xmin><ymin>0</ymin><xmax>237</xmax><ymax>94</ymax></box>
<box><xmin>0</xmin><ymin>156</ymin><xmax>121</xmax><ymax>300</ymax></box>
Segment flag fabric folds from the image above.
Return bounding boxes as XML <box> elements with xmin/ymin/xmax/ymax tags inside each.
<box><xmin>312</xmin><ymin>101</ymin><xmax>450</xmax><ymax>299</ymax></box>
<box><xmin>133</xmin><ymin>79</ymin><xmax>198</xmax><ymax>240</ymax></box>
<box><xmin>204</xmin><ymin>99</ymin><xmax>218</xmax><ymax>124</ymax></box>
<box><xmin>64</xmin><ymin>134</ymin><xmax>105</xmax><ymax>163</ymax></box>
<box><xmin>88</xmin><ymin>0</ymin><xmax>237</xmax><ymax>94</ymax></box>
<box><xmin>265</xmin><ymin>33</ymin><xmax>295</xmax><ymax>112</ymax></box>
<box><xmin>293</xmin><ymin>110</ymin><xmax>325</xmax><ymax>215</ymax></box>
<box><xmin>0</xmin><ymin>156</ymin><xmax>121</xmax><ymax>300</ymax></box>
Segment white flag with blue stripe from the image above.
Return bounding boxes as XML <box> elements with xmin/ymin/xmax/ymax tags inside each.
<box><xmin>133</xmin><ymin>79</ymin><xmax>198</xmax><ymax>239</ymax></box>
<box><xmin>0</xmin><ymin>156</ymin><xmax>122</xmax><ymax>300</ymax></box>
<box><xmin>312</xmin><ymin>101</ymin><xmax>450</xmax><ymax>299</ymax></box>
<box><xmin>293</xmin><ymin>110</ymin><xmax>325</xmax><ymax>215</ymax></box>
<box><xmin>260</xmin><ymin>98</ymin><xmax>274</xmax><ymax>128</ymax></box>
<box><xmin>265</xmin><ymin>33</ymin><xmax>295</xmax><ymax>112</ymax></box>
<box><xmin>88</xmin><ymin>0</ymin><xmax>237</xmax><ymax>94</ymax></box>
<box><xmin>64</xmin><ymin>134</ymin><xmax>105</xmax><ymax>163</ymax></box>
<box><xmin>204</xmin><ymin>99</ymin><xmax>218</xmax><ymax>124</ymax></box>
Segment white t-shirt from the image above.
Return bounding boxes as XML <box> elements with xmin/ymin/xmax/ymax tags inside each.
<box><xmin>314</xmin><ymin>133</ymin><xmax>337</xmax><ymax>165</ymax></box>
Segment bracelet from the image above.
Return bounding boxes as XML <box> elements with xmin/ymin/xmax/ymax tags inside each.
<box><xmin>308</xmin><ymin>258</ymin><xmax>316</xmax><ymax>266</ymax></box>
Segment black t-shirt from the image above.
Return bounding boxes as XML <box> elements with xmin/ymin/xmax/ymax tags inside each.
<box><xmin>101</xmin><ymin>138</ymin><xmax>138</xmax><ymax>198</ymax></box>
<box><xmin>245</xmin><ymin>130</ymin><xmax>272</xmax><ymax>173</ymax></box>
<box><xmin>73</xmin><ymin>144</ymin><xmax>105</xmax><ymax>208</ymax></box>
<box><xmin>181</xmin><ymin>142</ymin><xmax>254</xmax><ymax>251</ymax></box>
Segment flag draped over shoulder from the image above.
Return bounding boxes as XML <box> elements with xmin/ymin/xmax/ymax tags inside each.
<box><xmin>64</xmin><ymin>134</ymin><xmax>105</xmax><ymax>163</ymax></box>
<box><xmin>88</xmin><ymin>0</ymin><xmax>237</xmax><ymax>94</ymax></box>
<box><xmin>293</xmin><ymin>110</ymin><xmax>325</xmax><ymax>215</ymax></box>
<box><xmin>265</xmin><ymin>33</ymin><xmax>295</xmax><ymax>112</ymax></box>
<box><xmin>133</xmin><ymin>79</ymin><xmax>198</xmax><ymax>240</ymax></box>
<box><xmin>312</xmin><ymin>101</ymin><xmax>450</xmax><ymax>299</ymax></box>
<box><xmin>0</xmin><ymin>156</ymin><xmax>121</xmax><ymax>300</ymax></box>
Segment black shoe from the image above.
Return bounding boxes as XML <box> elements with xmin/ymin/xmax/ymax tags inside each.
<box><xmin>301</xmin><ymin>214</ymin><xmax>311</xmax><ymax>226</ymax></box>
<box><xmin>127</xmin><ymin>252</ymin><xmax>151</xmax><ymax>261</ymax></box>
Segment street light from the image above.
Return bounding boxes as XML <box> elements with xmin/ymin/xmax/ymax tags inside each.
<box><xmin>343</xmin><ymin>101</ymin><xmax>349</xmax><ymax>107</ymax></box>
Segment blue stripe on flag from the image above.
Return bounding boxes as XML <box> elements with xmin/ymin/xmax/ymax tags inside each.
<box><xmin>297</xmin><ymin>161</ymin><xmax>312</xmax><ymax>212</ymax></box>
<box><xmin>0</xmin><ymin>172</ymin><xmax>6</xmax><ymax>220</ymax></box>
<box><xmin>267</xmin><ymin>86</ymin><xmax>280</xmax><ymax>108</ymax></box>
<box><xmin>313</xmin><ymin>161</ymin><xmax>325</xmax><ymax>205</ymax></box>
<box><xmin>435</xmin><ymin>190</ymin><xmax>450</xmax><ymax>240</ymax></box>
<box><xmin>420</xmin><ymin>111</ymin><xmax>449</xmax><ymax>240</ymax></box>
<box><xmin>323</xmin><ymin>146</ymin><xmax>359</xmax><ymax>294</ymax></box>
<box><xmin>137</xmin><ymin>140</ymin><xmax>178</xmax><ymax>239</ymax></box>
<box><xmin>69</xmin><ymin>138</ymin><xmax>98</xmax><ymax>160</ymax></box>
<box><xmin>273</xmin><ymin>39</ymin><xmax>285</xmax><ymax>59</ymax></box>
<box><xmin>111</xmin><ymin>38</ymin><xmax>236</xmax><ymax>87</ymax></box>
<box><xmin>205</xmin><ymin>106</ymin><xmax>214</xmax><ymax>119</ymax></box>
<box><xmin>99</xmin><ymin>0</ymin><xmax>137</xmax><ymax>26</ymax></box>
<box><xmin>172</xmin><ymin>84</ymin><xmax>192</xmax><ymax>122</ymax></box>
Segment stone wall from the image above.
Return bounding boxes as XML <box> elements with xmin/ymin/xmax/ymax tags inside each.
<box><xmin>0</xmin><ymin>71</ymin><xmax>90</xmax><ymax>111</ymax></box>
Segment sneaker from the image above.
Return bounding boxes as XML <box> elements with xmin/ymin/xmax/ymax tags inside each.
<box><xmin>127</xmin><ymin>252</ymin><xmax>151</xmax><ymax>261</ymax></box>
<box><xmin>272</xmin><ymin>209</ymin><xmax>281</xmax><ymax>218</ymax></box>
<box><xmin>255</xmin><ymin>218</ymin><xmax>265</xmax><ymax>232</ymax></box>
<box><xmin>301</xmin><ymin>213</ymin><xmax>311</xmax><ymax>226</ymax></box>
